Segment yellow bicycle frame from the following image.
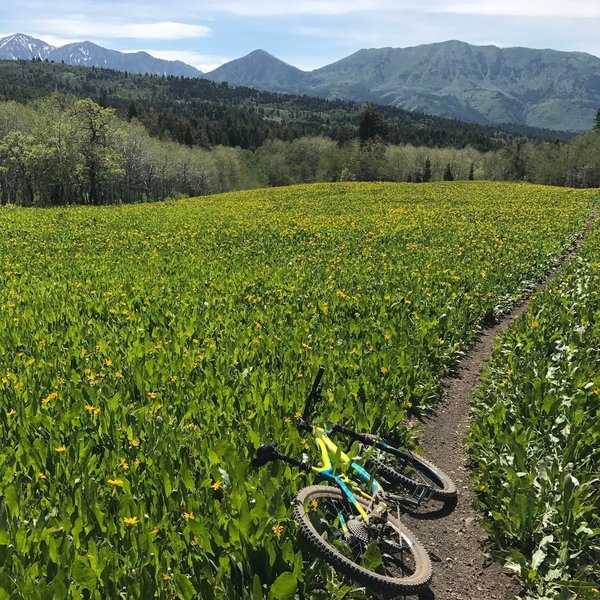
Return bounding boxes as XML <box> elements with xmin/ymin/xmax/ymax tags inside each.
<box><xmin>309</xmin><ymin>426</ymin><xmax>382</xmax><ymax>523</ymax></box>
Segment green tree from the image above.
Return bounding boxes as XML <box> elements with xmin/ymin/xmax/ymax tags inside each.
<box><xmin>358</xmin><ymin>104</ymin><xmax>387</xmax><ymax>146</ymax></box>
<box><xmin>422</xmin><ymin>157</ymin><xmax>432</xmax><ymax>182</ymax></box>
<box><xmin>71</xmin><ymin>99</ymin><xmax>125</xmax><ymax>204</ymax></box>
<box><xmin>334</xmin><ymin>123</ymin><xmax>354</xmax><ymax>148</ymax></box>
<box><xmin>443</xmin><ymin>163</ymin><xmax>454</xmax><ymax>181</ymax></box>
<box><xmin>595</xmin><ymin>108</ymin><xmax>600</xmax><ymax>130</ymax></box>
<box><xmin>0</xmin><ymin>131</ymin><xmax>36</xmax><ymax>204</ymax></box>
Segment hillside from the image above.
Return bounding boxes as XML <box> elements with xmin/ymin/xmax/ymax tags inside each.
<box><xmin>0</xmin><ymin>59</ymin><xmax>568</xmax><ymax>153</ymax></box>
<box><xmin>207</xmin><ymin>41</ymin><xmax>600</xmax><ymax>132</ymax></box>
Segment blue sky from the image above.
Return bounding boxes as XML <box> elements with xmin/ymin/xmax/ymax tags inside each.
<box><xmin>1</xmin><ymin>1</ymin><xmax>599</xmax><ymax>72</ymax></box>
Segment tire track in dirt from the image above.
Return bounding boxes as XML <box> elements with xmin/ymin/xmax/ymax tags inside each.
<box><xmin>400</xmin><ymin>211</ymin><xmax>597</xmax><ymax>600</ymax></box>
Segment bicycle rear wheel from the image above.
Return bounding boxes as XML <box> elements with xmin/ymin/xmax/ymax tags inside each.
<box><xmin>293</xmin><ymin>485</ymin><xmax>432</xmax><ymax>595</ymax></box>
<box><xmin>366</xmin><ymin>445</ymin><xmax>457</xmax><ymax>502</ymax></box>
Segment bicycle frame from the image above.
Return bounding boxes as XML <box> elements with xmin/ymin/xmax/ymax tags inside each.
<box><xmin>308</xmin><ymin>425</ymin><xmax>383</xmax><ymax>523</ymax></box>
<box><xmin>252</xmin><ymin>367</ymin><xmax>435</xmax><ymax>521</ymax></box>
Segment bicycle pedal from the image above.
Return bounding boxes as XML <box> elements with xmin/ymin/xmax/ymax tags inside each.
<box><xmin>412</xmin><ymin>484</ymin><xmax>433</xmax><ymax>503</ymax></box>
<box><xmin>400</xmin><ymin>495</ymin><xmax>420</xmax><ymax>508</ymax></box>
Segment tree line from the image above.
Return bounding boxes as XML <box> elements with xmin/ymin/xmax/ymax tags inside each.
<box><xmin>0</xmin><ymin>95</ymin><xmax>598</xmax><ymax>206</ymax></box>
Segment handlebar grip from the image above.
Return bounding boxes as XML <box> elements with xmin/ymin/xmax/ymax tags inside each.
<box><xmin>252</xmin><ymin>443</ymin><xmax>278</xmax><ymax>468</ymax></box>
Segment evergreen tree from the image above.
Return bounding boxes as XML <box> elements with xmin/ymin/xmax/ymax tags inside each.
<box><xmin>422</xmin><ymin>157</ymin><xmax>432</xmax><ymax>182</ymax></box>
<box><xmin>358</xmin><ymin>104</ymin><xmax>387</xmax><ymax>146</ymax></box>
<box><xmin>127</xmin><ymin>101</ymin><xmax>138</xmax><ymax>121</ymax></box>
<box><xmin>443</xmin><ymin>163</ymin><xmax>454</xmax><ymax>181</ymax></box>
<box><xmin>334</xmin><ymin>123</ymin><xmax>354</xmax><ymax>147</ymax></box>
<box><xmin>468</xmin><ymin>162</ymin><xmax>475</xmax><ymax>180</ymax></box>
<box><xmin>595</xmin><ymin>108</ymin><xmax>600</xmax><ymax>130</ymax></box>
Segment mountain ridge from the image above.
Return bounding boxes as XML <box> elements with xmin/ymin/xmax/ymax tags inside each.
<box><xmin>1</xmin><ymin>33</ymin><xmax>598</xmax><ymax>131</ymax></box>
<box><xmin>0</xmin><ymin>33</ymin><xmax>203</xmax><ymax>78</ymax></box>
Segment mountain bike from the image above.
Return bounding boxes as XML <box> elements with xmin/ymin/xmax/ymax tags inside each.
<box><xmin>252</xmin><ymin>367</ymin><xmax>456</xmax><ymax>595</ymax></box>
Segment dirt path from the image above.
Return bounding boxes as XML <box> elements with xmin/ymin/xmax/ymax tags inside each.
<box><xmin>401</xmin><ymin>212</ymin><xmax>597</xmax><ymax>600</ymax></box>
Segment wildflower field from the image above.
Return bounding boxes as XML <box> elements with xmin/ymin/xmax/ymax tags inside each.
<box><xmin>0</xmin><ymin>182</ymin><xmax>596</xmax><ymax>598</ymax></box>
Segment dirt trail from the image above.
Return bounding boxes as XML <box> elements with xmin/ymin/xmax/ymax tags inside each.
<box><xmin>401</xmin><ymin>212</ymin><xmax>597</xmax><ymax>600</ymax></box>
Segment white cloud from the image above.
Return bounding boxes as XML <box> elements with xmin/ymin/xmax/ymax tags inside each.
<box><xmin>434</xmin><ymin>1</ymin><xmax>600</xmax><ymax>18</ymax></box>
<box><xmin>200</xmin><ymin>0</ymin><xmax>395</xmax><ymax>17</ymax></box>
<box><xmin>142</xmin><ymin>49</ymin><xmax>232</xmax><ymax>72</ymax></box>
<box><xmin>27</xmin><ymin>33</ymin><xmax>81</xmax><ymax>47</ymax></box>
<box><xmin>31</xmin><ymin>17</ymin><xmax>211</xmax><ymax>41</ymax></box>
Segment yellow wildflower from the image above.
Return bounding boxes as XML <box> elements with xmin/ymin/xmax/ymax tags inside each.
<box><xmin>272</xmin><ymin>523</ymin><xmax>284</xmax><ymax>539</ymax></box>
<box><xmin>107</xmin><ymin>478</ymin><xmax>124</xmax><ymax>487</ymax></box>
<box><xmin>123</xmin><ymin>516</ymin><xmax>139</xmax><ymax>526</ymax></box>
<box><xmin>55</xmin><ymin>446</ymin><xmax>66</xmax><ymax>453</ymax></box>
<box><xmin>211</xmin><ymin>480</ymin><xmax>223</xmax><ymax>491</ymax></box>
<box><xmin>183</xmin><ymin>511</ymin><xmax>195</xmax><ymax>521</ymax></box>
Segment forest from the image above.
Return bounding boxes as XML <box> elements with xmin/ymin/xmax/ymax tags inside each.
<box><xmin>0</xmin><ymin>59</ymin><xmax>569</xmax><ymax>152</ymax></box>
<box><xmin>0</xmin><ymin>60</ymin><xmax>599</xmax><ymax>206</ymax></box>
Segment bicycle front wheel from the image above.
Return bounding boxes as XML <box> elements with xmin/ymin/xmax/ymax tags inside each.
<box><xmin>293</xmin><ymin>485</ymin><xmax>432</xmax><ymax>595</ymax></box>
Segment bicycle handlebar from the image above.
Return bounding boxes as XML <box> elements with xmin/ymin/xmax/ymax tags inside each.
<box><xmin>252</xmin><ymin>442</ymin><xmax>310</xmax><ymax>472</ymax></box>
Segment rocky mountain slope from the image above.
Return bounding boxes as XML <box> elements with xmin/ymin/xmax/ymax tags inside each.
<box><xmin>208</xmin><ymin>41</ymin><xmax>600</xmax><ymax>132</ymax></box>
<box><xmin>2</xmin><ymin>34</ymin><xmax>598</xmax><ymax>131</ymax></box>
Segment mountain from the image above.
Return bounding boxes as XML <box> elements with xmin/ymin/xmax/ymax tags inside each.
<box><xmin>0</xmin><ymin>34</ymin><xmax>202</xmax><ymax>77</ymax></box>
<box><xmin>1</xmin><ymin>34</ymin><xmax>598</xmax><ymax>131</ymax></box>
<box><xmin>47</xmin><ymin>41</ymin><xmax>202</xmax><ymax>77</ymax></box>
<box><xmin>205</xmin><ymin>49</ymin><xmax>305</xmax><ymax>93</ymax></box>
<box><xmin>211</xmin><ymin>41</ymin><xmax>600</xmax><ymax>132</ymax></box>
<box><xmin>300</xmin><ymin>42</ymin><xmax>600</xmax><ymax>131</ymax></box>
<box><xmin>0</xmin><ymin>33</ymin><xmax>54</xmax><ymax>60</ymax></box>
